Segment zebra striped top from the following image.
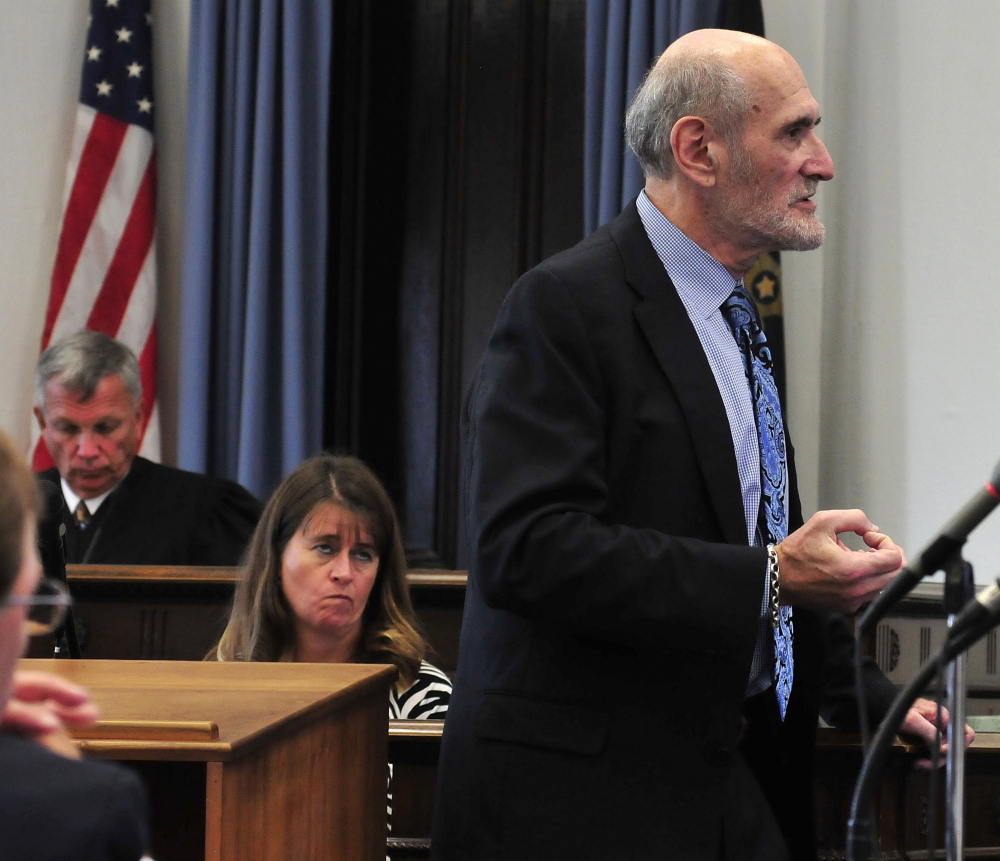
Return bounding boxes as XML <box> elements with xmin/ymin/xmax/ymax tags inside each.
<box><xmin>389</xmin><ymin>660</ymin><xmax>452</xmax><ymax>719</ymax></box>
<box><xmin>387</xmin><ymin>660</ymin><xmax>451</xmax><ymax>841</ymax></box>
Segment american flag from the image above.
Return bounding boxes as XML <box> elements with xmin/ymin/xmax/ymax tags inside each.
<box><xmin>32</xmin><ymin>0</ymin><xmax>160</xmax><ymax>469</ymax></box>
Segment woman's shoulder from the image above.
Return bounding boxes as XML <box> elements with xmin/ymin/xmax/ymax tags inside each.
<box><xmin>414</xmin><ymin>660</ymin><xmax>452</xmax><ymax>686</ymax></box>
<box><xmin>389</xmin><ymin>661</ymin><xmax>452</xmax><ymax>719</ymax></box>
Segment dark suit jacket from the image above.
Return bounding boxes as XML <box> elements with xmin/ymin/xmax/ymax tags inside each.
<box><xmin>39</xmin><ymin>456</ymin><xmax>262</xmax><ymax>566</ymax></box>
<box><xmin>431</xmin><ymin>203</ymin><xmax>894</xmax><ymax>861</ymax></box>
<box><xmin>0</xmin><ymin>732</ymin><xmax>148</xmax><ymax>860</ymax></box>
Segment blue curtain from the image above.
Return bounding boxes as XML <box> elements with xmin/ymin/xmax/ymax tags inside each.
<box><xmin>584</xmin><ymin>0</ymin><xmax>723</xmax><ymax>235</ymax></box>
<box><xmin>179</xmin><ymin>0</ymin><xmax>332</xmax><ymax>500</ymax></box>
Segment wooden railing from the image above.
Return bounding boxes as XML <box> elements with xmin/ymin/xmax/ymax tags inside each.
<box><xmin>27</xmin><ymin>565</ymin><xmax>467</xmax><ymax>673</ymax></box>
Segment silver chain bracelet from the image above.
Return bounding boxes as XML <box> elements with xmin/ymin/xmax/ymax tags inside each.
<box><xmin>766</xmin><ymin>544</ymin><xmax>780</xmax><ymax>629</ymax></box>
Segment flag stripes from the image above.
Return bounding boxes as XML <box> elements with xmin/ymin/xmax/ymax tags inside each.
<box><xmin>32</xmin><ymin>0</ymin><xmax>159</xmax><ymax>471</ymax></box>
<box><xmin>46</xmin><ymin>111</ymin><xmax>128</xmax><ymax>344</ymax></box>
<box><xmin>86</xmin><ymin>161</ymin><xmax>156</xmax><ymax>332</ymax></box>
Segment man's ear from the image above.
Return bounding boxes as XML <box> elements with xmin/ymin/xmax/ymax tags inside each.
<box><xmin>135</xmin><ymin>398</ymin><xmax>147</xmax><ymax>436</ymax></box>
<box><xmin>33</xmin><ymin>404</ymin><xmax>46</xmax><ymax>432</ymax></box>
<box><xmin>670</xmin><ymin>116</ymin><xmax>722</xmax><ymax>187</ymax></box>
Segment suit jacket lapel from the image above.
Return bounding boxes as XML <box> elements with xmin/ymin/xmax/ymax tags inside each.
<box><xmin>608</xmin><ymin>203</ymin><xmax>748</xmax><ymax>546</ymax></box>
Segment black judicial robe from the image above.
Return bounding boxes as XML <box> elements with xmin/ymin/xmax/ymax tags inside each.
<box><xmin>38</xmin><ymin>456</ymin><xmax>262</xmax><ymax>566</ymax></box>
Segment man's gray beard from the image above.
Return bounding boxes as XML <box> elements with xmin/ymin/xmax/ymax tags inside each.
<box><xmin>737</xmin><ymin>188</ymin><xmax>825</xmax><ymax>251</ymax></box>
<box><xmin>716</xmin><ymin>146</ymin><xmax>826</xmax><ymax>252</ymax></box>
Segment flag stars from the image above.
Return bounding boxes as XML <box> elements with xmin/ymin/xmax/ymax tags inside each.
<box><xmin>116</xmin><ymin>27</ymin><xmax>133</xmax><ymax>43</ymax></box>
<box><xmin>87</xmin><ymin>46</ymin><xmax>101</xmax><ymax>62</ymax></box>
<box><xmin>96</xmin><ymin>80</ymin><xmax>113</xmax><ymax>97</ymax></box>
<box><xmin>106</xmin><ymin>0</ymin><xmax>121</xmax><ymax>7</ymax></box>
<box><xmin>137</xmin><ymin>98</ymin><xmax>153</xmax><ymax>114</ymax></box>
<box><xmin>127</xmin><ymin>62</ymin><xmax>144</xmax><ymax>78</ymax></box>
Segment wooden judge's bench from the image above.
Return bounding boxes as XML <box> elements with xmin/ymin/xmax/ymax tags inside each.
<box><xmin>27</xmin><ymin>565</ymin><xmax>1000</xmax><ymax>858</ymax></box>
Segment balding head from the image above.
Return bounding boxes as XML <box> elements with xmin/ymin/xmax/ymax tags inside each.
<box><xmin>666</xmin><ymin>27</ymin><xmax>781</xmax><ymax>65</ymax></box>
<box><xmin>625</xmin><ymin>29</ymin><xmax>797</xmax><ymax>180</ymax></box>
<box><xmin>626</xmin><ymin>30</ymin><xmax>832</xmax><ymax>272</ymax></box>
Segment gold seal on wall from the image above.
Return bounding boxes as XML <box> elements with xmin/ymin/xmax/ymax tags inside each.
<box><xmin>745</xmin><ymin>252</ymin><xmax>782</xmax><ymax>318</ymax></box>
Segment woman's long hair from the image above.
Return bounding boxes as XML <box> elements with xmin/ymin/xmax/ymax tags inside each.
<box><xmin>213</xmin><ymin>454</ymin><xmax>426</xmax><ymax>688</ymax></box>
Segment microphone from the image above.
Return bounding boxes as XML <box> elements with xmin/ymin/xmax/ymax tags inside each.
<box><xmin>859</xmin><ymin>459</ymin><xmax>1000</xmax><ymax>634</ymax></box>
<box><xmin>34</xmin><ymin>479</ymin><xmax>80</xmax><ymax>658</ymax></box>
<box><xmin>36</xmin><ymin>479</ymin><xmax>67</xmax><ymax>582</ymax></box>
<box><xmin>944</xmin><ymin>575</ymin><xmax>1000</xmax><ymax>642</ymax></box>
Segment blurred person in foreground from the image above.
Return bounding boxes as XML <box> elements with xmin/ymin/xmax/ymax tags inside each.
<box><xmin>0</xmin><ymin>428</ymin><xmax>148</xmax><ymax>859</ymax></box>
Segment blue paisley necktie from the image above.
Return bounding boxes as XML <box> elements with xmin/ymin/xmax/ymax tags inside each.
<box><xmin>721</xmin><ymin>284</ymin><xmax>794</xmax><ymax>720</ymax></box>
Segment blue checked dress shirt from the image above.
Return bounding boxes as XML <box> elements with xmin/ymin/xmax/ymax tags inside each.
<box><xmin>636</xmin><ymin>191</ymin><xmax>788</xmax><ymax>704</ymax></box>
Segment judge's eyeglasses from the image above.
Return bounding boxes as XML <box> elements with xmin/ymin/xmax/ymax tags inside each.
<box><xmin>0</xmin><ymin>578</ymin><xmax>72</xmax><ymax>636</ymax></box>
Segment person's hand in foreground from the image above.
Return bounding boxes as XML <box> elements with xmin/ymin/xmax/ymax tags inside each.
<box><xmin>1</xmin><ymin>670</ymin><xmax>99</xmax><ymax>759</ymax></box>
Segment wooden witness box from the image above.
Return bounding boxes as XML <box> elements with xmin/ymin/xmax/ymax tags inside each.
<box><xmin>19</xmin><ymin>659</ymin><xmax>396</xmax><ymax>861</ymax></box>
<box><xmin>388</xmin><ymin>719</ymin><xmax>445</xmax><ymax>858</ymax></box>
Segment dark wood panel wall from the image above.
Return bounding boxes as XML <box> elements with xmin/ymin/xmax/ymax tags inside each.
<box><xmin>324</xmin><ymin>0</ymin><xmax>585</xmax><ymax>568</ymax></box>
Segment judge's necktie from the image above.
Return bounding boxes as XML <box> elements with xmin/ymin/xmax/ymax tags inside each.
<box><xmin>721</xmin><ymin>284</ymin><xmax>794</xmax><ymax>720</ymax></box>
<box><xmin>75</xmin><ymin>500</ymin><xmax>91</xmax><ymax>530</ymax></box>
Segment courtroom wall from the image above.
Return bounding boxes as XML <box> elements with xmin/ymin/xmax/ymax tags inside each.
<box><xmin>764</xmin><ymin>0</ymin><xmax>1000</xmax><ymax>582</ymax></box>
<box><xmin>0</xmin><ymin>0</ymin><xmax>189</xmax><ymax>461</ymax></box>
<box><xmin>2</xmin><ymin>0</ymin><xmax>1000</xmax><ymax>580</ymax></box>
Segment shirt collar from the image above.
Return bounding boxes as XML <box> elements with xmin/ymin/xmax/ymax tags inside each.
<box><xmin>60</xmin><ymin>478</ymin><xmax>116</xmax><ymax>517</ymax></box>
<box><xmin>635</xmin><ymin>190</ymin><xmax>740</xmax><ymax>317</ymax></box>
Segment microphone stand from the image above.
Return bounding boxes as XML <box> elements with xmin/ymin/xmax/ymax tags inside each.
<box><xmin>49</xmin><ymin>521</ymin><xmax>81</xmax><ymax>659</ymax></box>
<box><xmin>848</xmin><ymin>554</ymin><xmax>974</xmax><ymax>861</ymax></box>
<box><xmin>943</xmin><ymin>556</ymin><xmax>974</xmax><ymax>861</ymax></box>
<box><xmin>848</xmin><ymin>617</ymin><xmax>986</xmax><ymax>860</ymax></box>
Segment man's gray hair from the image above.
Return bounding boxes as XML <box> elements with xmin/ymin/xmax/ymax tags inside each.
<box><xmin>625</xmin><ymin>53</ymin><xmax>753</xmax><ymax>181</ymax></box>
<box><xmin>35</xmin><ymin>330</ymin><xmax>142</xmax><ymax>409</ymax></box>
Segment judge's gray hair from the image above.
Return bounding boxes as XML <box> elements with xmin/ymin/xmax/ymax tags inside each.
<box><xmin>35</xmin><ymin>330</ymin><xmax>142</xmax><ymax>410</ymax></box>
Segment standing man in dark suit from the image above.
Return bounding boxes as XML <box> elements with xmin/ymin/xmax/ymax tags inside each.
<box><xmin>0</xmin><ymin>427</ymin><xmax>148</xmax><ymax>860</ymax></box>
<box><xmin>432</xmin><ymin>29</ymin><xmax>956</xmax><ymax>861</ymax></box>
<box><xmin>34</xmin><ymin>330</ymin><xmax>262</xmax><ymax>565</ymax></box>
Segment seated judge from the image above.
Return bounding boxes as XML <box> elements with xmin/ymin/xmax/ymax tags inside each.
<box><xmin>212</xmin><ymin>454</ymin><xmax>451</xmax><ymax>718</ymax></box>
<box><xmin>34</xmin><ymin>330</ymin><xmax>262</xmax><ymax>565</ymax></box>
<box><xmin>0</xmin><ymin>427</ymin><xmax>148</xmax><ymax>860</ymax></box>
